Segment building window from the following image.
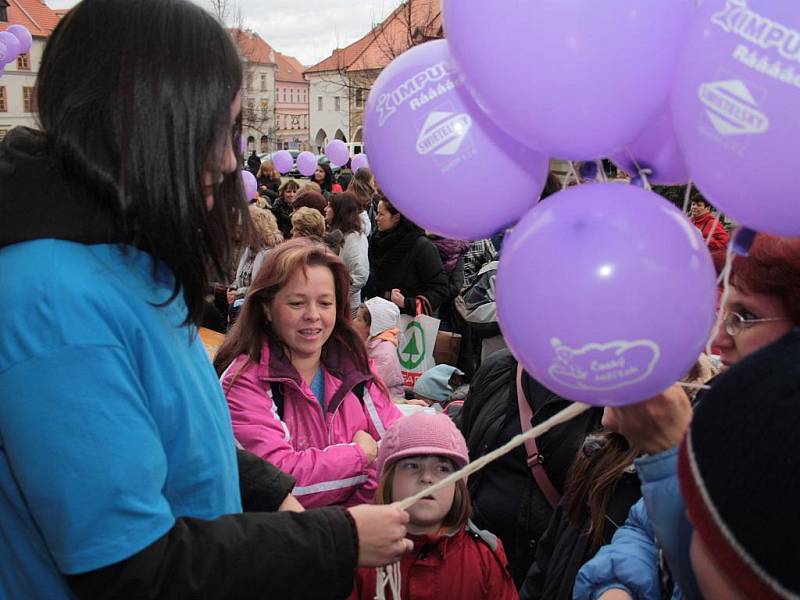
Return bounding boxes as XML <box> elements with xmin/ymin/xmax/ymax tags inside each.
<box><xmin>246</xmin><ymin>99</ymin><xmax>255</xmax><ymax>122</ymax></box>
<box><xmin>334</xmin><ymin>96</ymin><xmax>341</xmax><ymax>112</ymax></box>
<box><xmin>317</xmin><ymin>96</ymin><xmax>323</xmax><ymax>111</ymax></box>
<box><xmin>261</xmin><ymin>98</ymin><xmax>269</xmax><ymax>121</ymax></box>
<box><xmin>282</xmin><ymin>89</ymin><xmax>286</xmax><ymax>103</ymax></box>
<box><xmin>246</xmin><ymin>73</ymin><xmax>253</xmax><ymax>91</ymax></box>
<box><xmin>23</xmin><ymin>87</ymin><xmax>37</xmax><ymax>113</ymax></box>
<box><xmin>355</xmin><ymin>89</ymin><xmax>363</xmax><ymax>108</ymax></box>
<box><xmin>17</xmin><ymin>53</ymin><xmax>30</xmax><ymax>71</ymax></box>
<box><xmin>0</xmin><ymin>87</ymin><xmax>6</xmax><ymax>112</ymax></box>
<box><xmin>0</xmin><ymin>1</ymin><xmax>8</xmax><ymax>22</ymax></box>
<box><xmin>260</xmin><ymin>74</ymin><xmax>267</xmax><ymax>91</ymax></box>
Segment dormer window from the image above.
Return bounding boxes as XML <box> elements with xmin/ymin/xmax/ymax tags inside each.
<box><xmin>0</xmin><ymin>1</ymin><xmax>9</xmax><ymax>22</ymax></box>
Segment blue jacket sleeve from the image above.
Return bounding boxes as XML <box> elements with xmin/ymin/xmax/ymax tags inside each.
<box><xmin>573</xmin><ymin>499</ymin><xmax>661</xmax><ymax>600</ymax></box>
<box><xmin>636</xmin><ymin>448</ymin><xmax>702</xmax><ymax>600</ymax></box>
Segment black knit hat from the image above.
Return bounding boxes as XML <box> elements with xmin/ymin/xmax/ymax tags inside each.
<box><xmin>678</xmin><ymin>328</ymin><xmax>800</xmax><ymax>599</ymax></box>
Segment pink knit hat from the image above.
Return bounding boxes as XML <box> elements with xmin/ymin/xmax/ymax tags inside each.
<box><xmin>376</xmin><ymin>412</ymin><xmax>469</xmax><ymax>477</ymax></box>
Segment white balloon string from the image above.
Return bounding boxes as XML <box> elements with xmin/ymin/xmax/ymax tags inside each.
<box><xmin>639</xmin><ymin>169</ymin><xmax>652</xmax><ymax>192</ymax></box>
<box><xmin>395</xmin><ymin>402</ymin><xmax>592</xmax><ymax>511</ymax></box>
<box><xmin>683</xmin><ymin>180</ymin><xmax>694</xmax><ymax>215</ymax></box>
<box><xmin>678</xmin><ymin>381</ymin><xmax>711</xmax><ymax>391</ymax></box>
<box><xmin>595</xmin><ymin>159</ymin><xmax>608</xmax><ymax>183</ymax></box>
<box><xmin>375</xmin><ymin>562</ymin><xmax>401</xmax><ymax>600</ymax></box>
<box><xmin>706</xmin><ymin>236</ymin><xmax>736</xmax><ymax>356</ymax></box>
<box><xmin>563</xmin><ymin>161</ymin><xmax>580</xmax><ymax>189</ymax></box>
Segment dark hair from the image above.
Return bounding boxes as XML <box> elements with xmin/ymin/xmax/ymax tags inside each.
<box><xmin>730</xmin><ymin>234</ymin><xmax>800</xmax><ymax>325</ymax></box>
<box><xmin>377</xmin><ymin>196</ymin><xmax>417</xmax><ymax>232</ymax></box>
<box><xmin>279</xmin><ymin>179</ymin><xmax>300</xmax><ymax>198</ymax></box>
<box><xmin>562</xmin><ymin>432</ymin><xmax>639</xmax><ymax>553</ymax></box>
<box><xmin>37</xmin><ymin>0</ymin><xmax>246</xmax><ymax>325</ymax></box>
<box><xmin>347</xmin><ymin>167</ymin><xmax>376</xmax><ymax>210</ymax></box>
<box><xmin>314</xmin><ymin>162</ymin><xmax>334</xmax><ymax>192</ymax></box>
<box><xmin>328</xmin><ymin>192</ymin><xmax>363</xmax><ymax>236</ymax></box>
<box><xmin>293</xmin><ymin>190</ymin><xmax>327</xmax><ymax>215</ymax></box>
<box><xmin>375</xmin><ymin>460</ymin><xmax>472</xmax><ymax>530</ymax></box>
<box><xmin>689</xmin><ymin>189</ymin><xmax>712</xmax><ymax>208</ymax></box>
<box><xmin>214</xmin><ymin>238</ymin><xmax>371</xmax><ymax>377</ymax></box>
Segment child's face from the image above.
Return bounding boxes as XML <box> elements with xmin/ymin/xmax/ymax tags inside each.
<box><xmin>392</xmin><ymin>455</ymin><xmax>456</xmax><ymax>534</ymax></box>
<box><xmin>353</xmin><ymin>307</ymin><xmax>370</xmax><ymax>341</ymax></box>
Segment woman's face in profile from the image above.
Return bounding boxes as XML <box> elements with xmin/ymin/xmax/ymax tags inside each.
<box><xmin>203</xmin><ymin>92</ymin><xmax>242</xmax><ymax>210</ymax></box>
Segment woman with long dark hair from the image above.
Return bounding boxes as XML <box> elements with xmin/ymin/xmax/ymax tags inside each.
<box><xmin>313</xmin><ymin>162</ymin><xmax>335</xmax><ymax>197</ymax></box>
<box><xmin>326</xmin><ymin>192</ymin><xmax>369</xmax><ymax>317</ymax></box>
<box><xmin>346</xmin><ymin>167</ymin><xmax>377</xmax><ymax>236</ymax></box>
<box><xmin>0</xmin><ymin>1</ymin><xmax>410</xmax><ymax>597</ymax></box>
<box><xmin>215</xmin><ymin>238</ymin><xmax>402</xmax><ymax>508</ymax></box>
<box><xmin>363</xmin><ymin>195</ymin><xmax>449</xmax><ymax>315</ymax></box>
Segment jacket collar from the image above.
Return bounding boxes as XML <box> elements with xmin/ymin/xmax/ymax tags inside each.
<box><xmin>257</xmin><ymin>338</ymin><xmax>373</xmax><ymax>412</ymax></box>
<box><xmin>0</xmin><ymin>127</ymin><xmax>119</xmax><ymax>249</ymax></box>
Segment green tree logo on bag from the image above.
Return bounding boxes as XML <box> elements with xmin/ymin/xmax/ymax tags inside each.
<box><xmin>399</xmin><ymin>321</ymin><xmax>426</xmax><ymax>369</ymax></box>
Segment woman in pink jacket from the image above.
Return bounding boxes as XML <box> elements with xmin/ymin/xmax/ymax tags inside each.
<box><xmin>214</xmin><ymin>238</ymin><xmax>402</xmax><ymax>508</ymax></box>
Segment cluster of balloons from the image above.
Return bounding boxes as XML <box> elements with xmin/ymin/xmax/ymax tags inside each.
<box><xmin>0</xmin><ymin>25</ymin><xmax>33</xmax><ymax>74</ymax></box>
<box><xmin>364</xmin><ymin>0</ymin><xmax>799</xmax><ymax>407</ymax></box>
<box><xmin>266</xmin><ymin>145</ymin><xmax>369</xmax><ymax>178</ymax></box>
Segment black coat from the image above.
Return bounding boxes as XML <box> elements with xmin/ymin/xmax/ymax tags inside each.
<box><xmin>519</xmin><ymin>470</ymin><xmax>642</xmax><ymax>600</ymax></box>
<box><xmin>364</xmin><ymin>221</ymin><xmax>450</xmax><ymax>315</ymax></box>
<box><xmin>456</xmin><ymin>349</ymin><xmax>603</xmax><ymax>587</ymax></box>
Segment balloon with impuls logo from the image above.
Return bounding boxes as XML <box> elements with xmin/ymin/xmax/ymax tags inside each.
<box><xmin>496</xmin><ymin>184</ymin><xmax>717</xmax><ymax>407</ymax></box>
<box><xmin>363</xmin><ymin>39</ymin><xmax>548</xmax><ymax>240</ymax></box>
<box><xmin>672</xmin><ymin>0</ymin><xmax>800</xmax><ymax>235</ymax></box>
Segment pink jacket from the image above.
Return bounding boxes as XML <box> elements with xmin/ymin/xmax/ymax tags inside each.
<box><xmin>368</xmin><ymin>337</ymin><xmax>405</xmax><ymax>399</ymax></box>
<box><xmin>221</xmin><ymin>340</ymin><xmax>402</xmax><ymax>508</ymax></box>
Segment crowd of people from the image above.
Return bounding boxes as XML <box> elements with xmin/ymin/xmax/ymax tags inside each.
<box><xmin>0</xmin><ymin>1</ymin><xmax>797</xmax><ymax>599</ymax></box>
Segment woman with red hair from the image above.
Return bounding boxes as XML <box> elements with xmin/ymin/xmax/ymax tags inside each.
<box><xmin>214</xmin><ymin>238</ymin><xmax>402</xmax><ymax>508</ymax></box>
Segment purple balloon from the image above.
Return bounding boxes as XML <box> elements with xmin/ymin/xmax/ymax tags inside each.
<box><xmin>241</xmin><ymin>170</ymin><xmax>258</xmax><ymax>201</ymax></box>
<box><xmin>272</xmin><ymin>150</ymin><xmax>294</xmax><ymax>174</ymax></box>
<box><xmin>0</xmin><ymin>31</ymin><xmax>21</xmax><ymax>66</ymax></box>
<box><xmin>364</xmin><ymin>40</ymin><xmax>548</xmax><ymax>240</ymax></box>
<box><xmin>611</xmin><ymin>105</ymin><xmax>689</xmax><ymax>185</ymax></box>
<box><xmin>444</xmin><ymin>0</ymin><xmax>695</xmax><ymax>161</ymax></box>
<box><xmin>351</xmin><ymin>153</ymin><xmax>369</xmax><ymax>172</ymax></box>
<box><xmin>672</xmin><ymin>0</ymin><xmax>800</xmax><ymax>236</ymax></box>
<box><xmin>6</xmin><ymin>25</ymin><xmax>32</xmax><ymax>55</ymax></box>
<box><xmin>296</xmin><ymin>151</ymin><xmax>317</xmax><ymax>177</ymax></box>
<box><xmin>325</xmin><ymin>140</ymin><xmax>350</xmax><ymax>167</ymax></box>
<box><xmin>497</xmin><ymin>184</ymin><xmax>717</xmax><ymax>407</ymax></box>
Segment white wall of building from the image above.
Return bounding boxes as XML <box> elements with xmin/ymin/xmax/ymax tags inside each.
<box><xmin>307</xmin><ymin>71</ymin><xmax>350</xmax><ymax>153</ymax></box>
<box><xmin>0</xmin><ymin>36</ymin><xmax>45</xmax><ymax>137</ymax></box>
<box><xmin>241</xmin><ymin>61</ymin><xmax>276</xmax><ymax>153</ymax></box>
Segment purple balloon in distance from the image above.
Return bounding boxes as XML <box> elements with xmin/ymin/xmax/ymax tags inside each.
<box><xmin>364</xmin><ymin>39</ymin><xmax>548</xmax><ymax>240</ymax></box>
<box><xmin>325</xmin><ymin>140</ymin><xmax>350</xmax><ymax>167</ymax></box>
<box><xmin>351</xmin><ymin>153</ymin><xmax>369</xmax><ymax>172</ymax></box>
<box><xmin>496</xmin><ymin>184</ymin><xmax>717</xmax><ymax>407</ymax></box>
<box><xmin>444</xmin><ymin>0</ymin><xmax>695</xmax><ymax>161</ymax></box>
<box><xmin>296</xmin><ymin>151</ymin><xmax>318</xmax><ymax>177</ymax></box>
<box><xmin>241</xmin><ymin>170</ymin><xmax>258</xmax><ymax>201</ymax></box>
<box><xmin>272</xmin><ymin>150</ymin><xmax>294</xmax><ymax>174</ymax></box>
<box><xmin>610</xmin><ymin>104</ymin><xmax>689</xmax><ymax>185</ymax></box>
<box><xmin>672</xmin><ymin>0</ymin><xmax>800</xmax><ymax>236</ymax></box>
<box><xmin>6</xmin><ymin>25</ymin><xmax>32</xmax><ymax>55</ymax></box>
<box><xmin>0</xmin><ymin>31</ymin><xmax>21</xmax><ymax>66</ymax></box>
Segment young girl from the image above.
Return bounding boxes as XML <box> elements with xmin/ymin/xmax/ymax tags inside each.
<box><xmin>350</xmin><ymin>413</ymin><xmax>519</xmax><ymax>600</ymax></box>
<box><xmin>353</xmin><ymin>297</ymin><xmax>405</xmax><ymax>400</ymax></box>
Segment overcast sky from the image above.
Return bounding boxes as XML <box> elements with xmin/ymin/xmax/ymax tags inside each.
<box><xmin>45</xmin><ymin>0</ymin><xmax>404</xmax><ymax>66</ymax></box>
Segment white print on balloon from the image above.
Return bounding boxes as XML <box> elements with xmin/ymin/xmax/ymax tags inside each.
<box><xmin>698</xmin><ymin>80</ymin><xmax>769</xmax><ymax>135</ymax></box>
<box><xmin>548</xmin><ymin>338</ymin><xmax>661</xmax><ymax>392</ymax></box>
<box><xmin>712</xmin><ymin>0</ymin><xmax>800</xmax><ymax>65</ymax></box>
<box><xmin>732</xmin><ymin>44</ymin><xmax>800</xmax><ymax>89</ymax></box>
<box><xmin>375</xmin><ymin>61</ymin><xmax>459</xmax><ymax>127</ymax></box>
<box><xmin>416</xmin><ymin>112</ymin><xmax>473</xmax><ymax>156</ymax></box>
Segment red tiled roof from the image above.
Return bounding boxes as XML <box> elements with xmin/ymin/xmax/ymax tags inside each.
<box><xmin>304</xmin><ymin>0</ymin><xmax>441</xmax><ymax>76</ymax></box>
<box><xmin>274</xmin><ymin>51</ymin><xmax>305</xmax><ymax>84</ymax></box>
<box><xmin>0</xmin><ymin>0</ymin><xmax>60</xmax><ymax>37</ymax></box>
<box><xmin>347</xmin><ymin>0</ymin><xmax>441</xmax><ymax>72</ymax></box>
<box><xmin>229</xmin><ymin>29</ymin><xmax>275</xmax><ymax>65</ymax></box>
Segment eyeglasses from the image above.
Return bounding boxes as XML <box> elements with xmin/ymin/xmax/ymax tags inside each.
<box><xmin>723</xmin><ymin>311</ymin><xmax>788</xmax><ymax>336</ymax></box>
